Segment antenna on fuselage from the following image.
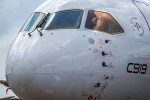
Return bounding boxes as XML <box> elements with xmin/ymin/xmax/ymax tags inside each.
<box><xmin>28</xmin><ymin>13</ymin><xmax>50</xmax><ymax>37</ymax></box>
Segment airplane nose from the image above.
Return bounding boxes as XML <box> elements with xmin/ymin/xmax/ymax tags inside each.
<box><xmin>6</xmin><ymin>36</ymin><xmax>73</xmax><ymax>100</ymax></box>
<box><xmin>11</xmin><ymin>59</ymin><xmax>36</xmax><ymax>86</ymax></box>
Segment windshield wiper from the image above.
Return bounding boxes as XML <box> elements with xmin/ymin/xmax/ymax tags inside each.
<box><xmin>37</xmin><ymin>13</ymin><xmax>50</xmax><ymax>29</ymax></box>
<box><xmin>28</xmin><ymin>13</ymin><xmax>50</xmax><ymax>37</ymax></box>
<box><xmin>36</xmin><ymin>13</ymin><xmax>50</xmax><ymax>36</ymax></box>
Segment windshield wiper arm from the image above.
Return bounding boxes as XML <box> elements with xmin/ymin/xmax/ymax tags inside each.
<box><xmin>37</xmin><ymin>13</ymin><xmax>50</xmax><ymax>29</ymax></box>
<box><xmin>28</xmin><ymin>13</ymin><xmax>50</xmax><ymax>37</ymax></box>
<box><xmin>36</xmin><ymin>13</ymin><xmax>50</xmax><ymax>36</ymax></box>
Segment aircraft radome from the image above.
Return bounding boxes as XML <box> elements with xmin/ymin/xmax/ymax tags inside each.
<box><xmin>2</xmin><ymin>0</ymin><xmax>150</xmax><ymax>100</ymax></box>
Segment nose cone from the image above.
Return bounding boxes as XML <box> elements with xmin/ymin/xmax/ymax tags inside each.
<box><xmin>6</xmin><ymin>35</ymin><xmax>58</xmax><ymax>79</ymax></box>
<box><xmin>6</xmin><ymin>35</ymin><xmax>73</xmax><ymax>100</ymax></box>
<box><xmin>6</xmin><ymin>58</ymin><xmax>37</xmax><ymax>99</ymax></box>
<box><xmin>11</xmin><ymin>59</ymin><xmax>36</xmax><ymax>86</ymax></box>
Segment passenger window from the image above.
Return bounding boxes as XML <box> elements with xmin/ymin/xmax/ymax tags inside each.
<box><xmin>85</xmin><ymin>11</ymin><xmax>124</xmax><ymax>35</ymax></box>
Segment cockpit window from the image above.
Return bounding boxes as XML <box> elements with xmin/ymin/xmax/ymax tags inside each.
<box><xmin>43</xmin><ymin>9</ymin><xmax>83</xmax><ymax>30</ymax></box>
<box><xmin>21</xmin><ymin>12</ymin><xmax>46</xmax><ymax>31</ymax></box>
<box><xmin>85</xmin><ymin>10</ymin><xmax>124</xmax><ymax>35</ymax></box>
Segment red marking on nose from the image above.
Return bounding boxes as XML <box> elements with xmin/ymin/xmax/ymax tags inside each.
<box><xmin>10</xmin><ymin>99</ymin><xmax>21</xmax><ymax>100</ymax></box>
<box><xmin>88</xmin><ymin>96</ymin><xmax>93</xmax><ymax>100</ymax></box>
<box><xmin>100</xmin><ymin>82</ymin><xmax>108</xmax><ymax>95</ymax></box>
<box><xmin>98</xmin><ymin>39</ymin><xmax>105</xmax><ymax>45</ymax></box>
<box><xmin>6</xmin><ymin>88</ymin><xmax>10</xmax><ymax>94</ymax></box>
<box><xmin>110</xmin><ymin>75</ymin><xmax>114</xmax><ymax>81</ymax></box>
<box><xmin>109</xmin><ymin>40</ymin><xmax>113</xmax><ymax>44</ymax></box>
<box><xmin>109</xmin><ymin>52</ymin><xmax>113</xmax><ymax>57</ymax></box>
<box><xmin>93</xmin><ymin>49</ymin><xmax>100</xmax><ymax>53</ymax></box>
<box><xmin>108</xmin><ymin>62</ymin><xmax>114</xmax><ymax>68</ymax></box>
<box><xmin>1</xmin><ymin>81</ymin><xmax>4</xmax><ymax>84</ymax></box>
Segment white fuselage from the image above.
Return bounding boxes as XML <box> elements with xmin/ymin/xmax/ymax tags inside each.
<box><xmin>6</xmin><ymin>0</ymin><xmax>150</xmax><ymax>100</ymax></box>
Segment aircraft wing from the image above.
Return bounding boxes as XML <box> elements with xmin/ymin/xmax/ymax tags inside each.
<box><xmin>0</xmin><ymin>96</ymin><xmax>14</xmax><ymax>100</ymax></box>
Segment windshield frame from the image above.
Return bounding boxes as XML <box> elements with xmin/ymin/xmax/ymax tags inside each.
<box><xmin>43</xmin><ymin>9</ymin><xmax>84</xmax><ymax>30</ymax></box>
<box><xmin>20</xmin><ymin>12</ymin><xmax>46</xmax><ymax>32</ymax></box>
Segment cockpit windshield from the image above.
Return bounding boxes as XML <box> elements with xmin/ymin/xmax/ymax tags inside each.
<box><xmin>43</xmin><ymin>9</ymin><xmax>83</xmax><ymax>30</ymax></box>
<box><xmin>21</xmin><ymin>12</ymin><xmax>46</xmax><ymax>31</ymax></box>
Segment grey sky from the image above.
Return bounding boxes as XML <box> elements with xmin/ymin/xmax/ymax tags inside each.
<box><xmin>0</xmin><ymin>0</ymin><xmax>46</xmax><ymax>98</ymax></box>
